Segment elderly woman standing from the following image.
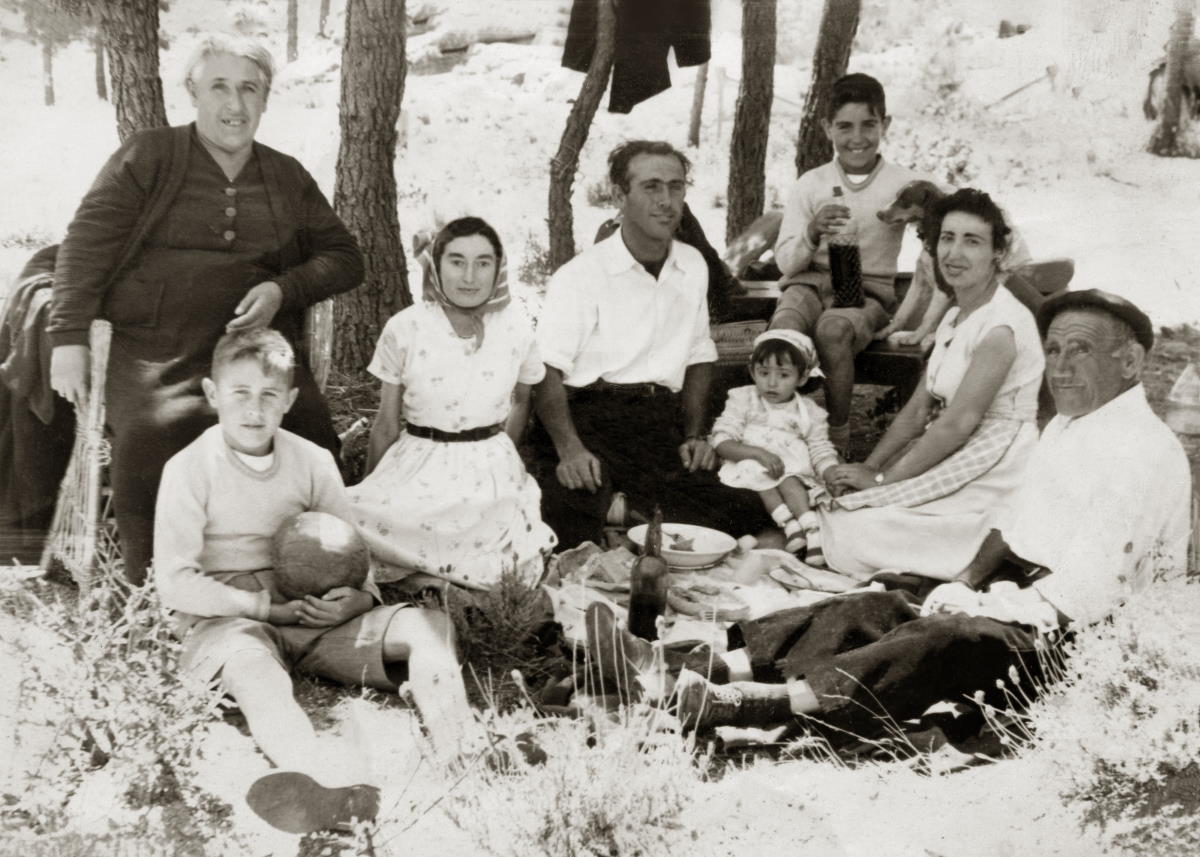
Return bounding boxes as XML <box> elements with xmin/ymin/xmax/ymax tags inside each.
<box><xmin>48</xmin><ymin>35</ymin><xmax>362</xmax><ymax>583</ymax></box>
<box><xmin>813</xmin><ymin>189</ymin><xmax>1044</xmax><ymax>580</ymax></box>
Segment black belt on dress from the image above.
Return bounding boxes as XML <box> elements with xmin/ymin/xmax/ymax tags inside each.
<box><xmin>405</xmin><ymin>422</ymin><xmax>504</xmax><ymax>442</ymax></box>
<box><xmin>570</xmin><ymin>380</ymin><xmax>676</xmax><ymax>399</ymax></box>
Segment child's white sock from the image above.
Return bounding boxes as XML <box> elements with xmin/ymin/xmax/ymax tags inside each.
<box><xmin>798</xmin><ymin>511</ymin><xmax>825</xmax><ymax>567</ymax></box>
<box><xmin>771</xmin><ymin>505</ymin><xmax>807</xmax><ymax>554</ymax></box>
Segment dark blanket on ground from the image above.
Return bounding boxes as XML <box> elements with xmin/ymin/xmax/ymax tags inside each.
<box><xmin>0</xmin><ymin>246</ymin><xmax>74</xmax><ymax>562</ymax></box>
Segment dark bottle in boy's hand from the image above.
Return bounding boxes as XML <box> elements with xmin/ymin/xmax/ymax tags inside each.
<box><xmin>628</xmin><ymin>506</ymin><xmax>669</xmax><ymax>641</ymax></box>
<box><xmin>828</xmin><ymin>186</ymin><xmax>865</xmax><ymax>308</ymax></box>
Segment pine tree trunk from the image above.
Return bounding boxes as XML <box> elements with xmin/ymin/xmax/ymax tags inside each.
<box><xmin>332</xmin><ymin>0</ymin><xmax>409</xmax><ymax>377</ymax></box>
<box><xmin>287</xmin><ymin>0</ymin><xmax>299</xmax><ymax>62</ymax></box>
<box><xmin>318</xmin><ymin>0</ymin><xmax>331</xmax><ymax>38</ymax></box>
<box><xmin>94</xmin><ymin>35</ymin><xmax>107</xmax><ymax>101</ymax></box>
<box><xmin>687</xmin><ymin>61</ymin><xmax>708</xmax><ymax>147</ymax></box>
<box><xmin>725</xmin><ymin>0</ymin><xmax>775</xmax><ymax>244</ymax></box>
<box><xmin>1149</xmin><ymin>0</ymin><xmax>1196</xmax><ymax>157</ymax></box>
<box><xmin>794</xmin><ymin>0</ymin><xmax>860</xmax><ymax>176</ymax></box>
<box><xmin>97</xmin><ymin>0</ymin><xmax>168</xmax><ymax>141</ymax></box>
<box><xmin>42</xmin><ymin>39</ymin><xmax>54</xmax><ymax>106</ymax></box>
<box><xmin>548</xmin><ymin>0</ymin><xmax>616</xmax><ymax>271</ymax></box>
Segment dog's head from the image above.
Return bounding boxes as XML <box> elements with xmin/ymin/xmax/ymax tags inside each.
<box><xmin>876</xmin><ymin>180</ymin><xmax>945</xmax><ymax>225</ymax></box>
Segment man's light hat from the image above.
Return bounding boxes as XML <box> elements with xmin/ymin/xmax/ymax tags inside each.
<box><xmin>751</xmin><ymin>329</ymin><xmax>824</xmax><ymax>383</ymax></box>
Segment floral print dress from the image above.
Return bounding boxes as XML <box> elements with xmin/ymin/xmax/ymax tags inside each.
<box><xmin>348</xmin><ymin>301</ymin><xmax>555</xmax><ymax>589</ymax></box>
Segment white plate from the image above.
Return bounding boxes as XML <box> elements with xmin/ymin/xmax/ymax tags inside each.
<box><xmin>626</xmin><ymin>523</ymin><xmax>737</xmax><ymax>569</ymax></box>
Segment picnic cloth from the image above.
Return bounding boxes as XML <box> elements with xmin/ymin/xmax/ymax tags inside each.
<box><xmin>544</xmin><ymin>542</ymin><xmax>851</xmax><ymax>651</ymax></box>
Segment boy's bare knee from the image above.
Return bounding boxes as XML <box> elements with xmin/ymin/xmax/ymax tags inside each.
<box><xmin>382</xmin><ymin>606</ymin><xmax>459</xmax><ymax>662</ymax></box>
<box><xmin>221</xmin><ymin>649</ymin><xmax>288</xmax><ymax>695</ymax></box>
<box><xmin>815</xmin><ymin>316</ymin><xmax>856</xmax><ymax>350</ymax></box>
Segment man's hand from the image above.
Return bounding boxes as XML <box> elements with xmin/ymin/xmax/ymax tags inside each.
<box><xmin>807</xmin><ymin>203</ymin><xmax>851</xmax><ymax>244</ymax></box>
<box><xmin>267</xmin><ymin>600</ymin><xmax>307</xmax><ymax>625</ymax></box>
<box><xmin>50</xmin><ymin>344</ymin><xmax>90</xmax><ymax>410</ymax></box>
<box><xmin>297</xmin><ymin>587</ymin><xmax>375</xmax><ymax>628</ymax></box>
<box><xmin>921</xmin><ymin>582</ymin><xmax>981</xmax><ymax>618</ymax></box>
<box><xmin>556</xmin><ymin>443</ymin><xmax>603</xmax><ymax>492</ymax></box>
<box><xmin>227</xmin><ymin>281</ymin><xmax>283</xmax><ymax>331</ymax></box>
<box><xmin>753</xmin><ymin>448</ymin><xmax>785</xmax><ymax>479</ymax></box>
<box><xmin>679</xmin><ymin>437</ymin><xmax>717</xmax><ymax>472</ymax></box>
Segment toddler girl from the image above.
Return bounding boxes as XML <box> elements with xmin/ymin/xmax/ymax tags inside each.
<box><xmin>710</xmin><ymin>330</ymin><xmax>840</xmax><ymax>565</ymax></box>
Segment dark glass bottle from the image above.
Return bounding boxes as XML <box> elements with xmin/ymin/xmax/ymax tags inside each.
<box><xmin>628</xmin><ymin>506</ymin><xmax>669</xmax><ymax>641</ymax></box>
<box><xmin>828</xmin><ymin>186</ymin><xmax>865</xmax><ymax>308</ymax></box>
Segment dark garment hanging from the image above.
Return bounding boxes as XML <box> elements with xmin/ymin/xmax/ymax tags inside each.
<box><xmin>563</xmin><ymin>0</ymin><xmax>712</xmax><ymax>114</ymax></box>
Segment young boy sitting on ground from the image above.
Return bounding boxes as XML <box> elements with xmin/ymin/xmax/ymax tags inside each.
<box><xmin>154</xmin><ymin>329</ymin><xmax>489</xmax><ymax>835</ymax></box>
<box><xmin>770</xmin><ymin>73</ymin><xmax>936</xmax><ymax>455</ymax></box>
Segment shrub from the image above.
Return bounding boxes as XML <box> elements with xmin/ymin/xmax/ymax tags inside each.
<box><xmin>0</xmin><ymin>579</ymin><xmax>240</xmax><ymax>853</ymax></box>
<box><xmin>1025</xmin><ymin>582</ymin><xmax>1200</xmax><ymax>854</ymax></box>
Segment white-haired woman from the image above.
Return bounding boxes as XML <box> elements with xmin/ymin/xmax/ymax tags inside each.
<box><xmin>47</xmin><ymin>34</ymin><xmax>363</xmax><ymax>583</ymax></box>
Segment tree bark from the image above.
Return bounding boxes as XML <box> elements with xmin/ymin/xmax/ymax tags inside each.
<box><xmin>794</xmin><ymin>0</ymin><xmax>860</xmax><ymax>176</ymax></box>
<box><xmin>332</xmin><ymin>0</ymin><xmax>409</xmax><ymax>376</ymax></box>
<box><xmin>287</xmin><ymin>0</ymin><xmax>299</xmax><ymax>62</ymax></box>
<box><xmin>95</xmin><ymin>0</ymin><xmax>167</xmax><ymax>141</ymax></box>
<box><xmin>42</xmin><ymin>38</ymin><xmax>54</xmax><ymax>106</ymax></box>
<box><xmin>1149</xmin><ymin>0</ymin><xmax>1196</xmax><ymax>157</ymax></box>
<box><xmin>94</xmin><ymin>34</ymin><xmax>107</xmax><ymax>100</ymax></box>
<box><xmin>725</xmin><ymin>0</ymin><xmax>775</xmax><ymax>244</ymax></box>
<box><xmin>548</xmin><ymin>0</ymin><xmax>616</xmax><ymax>271</ymax></box>
<box><xmin>687</xmin><ymin>61</ymin><xmax>708</xmax><ymax>147</ymax></box>
<box><xmin>318</xmin><ymin>0</ymin><xmax>331</xmax><ymax>38</ymax></box>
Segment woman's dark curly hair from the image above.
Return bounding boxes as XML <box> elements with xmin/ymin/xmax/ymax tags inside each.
<box><xmin>919</xmin><ymin>188</ymin><xmax>1010</xmax><ymax>255</ymax></box>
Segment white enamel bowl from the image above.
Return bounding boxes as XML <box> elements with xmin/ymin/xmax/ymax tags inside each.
<box><xmin>626</xmin><ymin>523</ymin><xmax>737</xmax><ymax>569</ymax></box>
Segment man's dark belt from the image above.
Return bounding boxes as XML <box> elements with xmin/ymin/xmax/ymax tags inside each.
<box><xmin>406</xmin><ymin>422</ymin><xmax>503</xmax><ymax>442</ymax></box>
<box><xmin>570</xmin><ymin>380</ymin><xmax>676</xmax><ymax>399</ymax></box>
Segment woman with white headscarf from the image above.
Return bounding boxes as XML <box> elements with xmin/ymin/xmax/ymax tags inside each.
<box><xmin>349</xmin><ymin>217</ymin><xmax>556</xmax><ymax>590</ymax></box>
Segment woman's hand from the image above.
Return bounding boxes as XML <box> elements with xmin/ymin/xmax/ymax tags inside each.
<box><xmin>752</xmin><ymin>448</ymin><xmax>785</xmax><ymax>479</ymax></box>
<box><xmin>873</xmin><ymin>323</ymin><xmax>896</xmax><ymax>342</ymax></box>
<box><xmin>297</xmin><ymin>587</ymin><xmax>375</xmax><ymax>628</ymax></box>
<box><xmin>50</xmin><ymin>344</ymin><xmax>91</xmax><ymax>409</ymax></box>
<box><xmin>826</xmin><ymin>463</ymin><xmax>881</xmax><ymax>491</ymax></box>
<box><xmin>227</xmin><ymin>281</ymin><xmax>283</xmax><ymax>331</ymax></box>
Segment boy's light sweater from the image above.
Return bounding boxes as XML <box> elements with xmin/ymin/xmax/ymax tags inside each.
<box><xmin>775</xmin><ymin>157</ymin><xmax>925</xmax><ymax>303</ymax></box>
<box><xmin>154</xmin><ymin>424</ymin><xmax>360</xmax><ymax>622</ymax></box>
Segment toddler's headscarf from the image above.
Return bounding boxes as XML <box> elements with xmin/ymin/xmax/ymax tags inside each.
<box><xmin>416</xmin><ymin>228</ymin><xmax>511</xmax><ymax>350</ymax></box>
<box><xmin>751</xmin><ymin>329</ymin><xmax>824</xmax><ymax>385</ymax></box>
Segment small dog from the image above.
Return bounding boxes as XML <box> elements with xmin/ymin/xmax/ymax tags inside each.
<box><xmin>876</xmin><ymin>180</ymin><xmax>946</xmax><ymax>230</ymax></box>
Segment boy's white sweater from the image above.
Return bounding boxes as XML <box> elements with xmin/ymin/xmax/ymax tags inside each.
<box><xmin>153</xmin><ymin>425</ymin><xmax>356</xmax><ymax>621</ymax></box>
<box><xmin>775</xmin><ymin>157</ymin><xmax>926</xmax><ymax>302</ymax></box>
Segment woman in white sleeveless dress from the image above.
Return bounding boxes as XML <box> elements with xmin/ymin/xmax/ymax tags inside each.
<box><xmin>818</xmin><ymin>189</ymin><xmax>1045</xmax><ymax>580</ymax></box>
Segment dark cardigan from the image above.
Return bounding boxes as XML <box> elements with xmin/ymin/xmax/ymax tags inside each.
<box><xmin>48</xmin><ymin>123</ymin><xmax>364</xmax><ymax>347</ymax></box>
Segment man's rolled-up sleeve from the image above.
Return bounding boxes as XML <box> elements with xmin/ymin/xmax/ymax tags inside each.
<box><xmin>536</xmin><ymin>267</ymin><xmax>590</xmax><ymax>376</ymax></box>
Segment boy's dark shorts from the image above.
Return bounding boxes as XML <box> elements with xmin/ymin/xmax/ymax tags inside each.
<box><xmin>179</xmin><ymin>603</ymin><xmax>412</xmax><ymax>691</ymax></box>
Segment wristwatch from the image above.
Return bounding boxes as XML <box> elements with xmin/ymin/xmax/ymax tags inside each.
<box><xmin>873</xmin><ymin>472</ymin><xmax>886</xmax><ymax>485</ymax></box>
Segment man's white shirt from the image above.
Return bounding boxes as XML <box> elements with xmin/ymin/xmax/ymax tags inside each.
<box><xmin>536</xmin><ymin>232</ymin><xmax>717</xmax><ymax>392</ymax></box>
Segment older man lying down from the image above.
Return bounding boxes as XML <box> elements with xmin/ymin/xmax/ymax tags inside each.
<box><xmin>588</xmin><ymin>289</ymin><xmax>1191</xmax><ymax>739</ymax></box>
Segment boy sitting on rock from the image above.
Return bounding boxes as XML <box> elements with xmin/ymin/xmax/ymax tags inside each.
<box><xmin>154</xmin><ymin>328</ymin><xmax>487</xmax><ymax>834</ymax></box>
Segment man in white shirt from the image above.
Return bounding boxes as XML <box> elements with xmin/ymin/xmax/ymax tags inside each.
<box><xmin>532</xmin><ymin>141</ymin><xmax>772</xmax><ymax>549</ymax></box>
<box><xmin>589</xmin><ymin>290</ymin><xmax>1191</xmax><ymax>738</ymax></box>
